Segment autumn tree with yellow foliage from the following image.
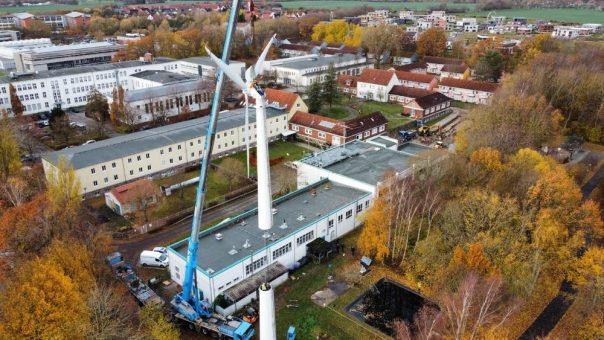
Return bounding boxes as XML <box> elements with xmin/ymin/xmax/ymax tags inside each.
<box><xmin>311</xmin><ymin>20</ymin><xmax>363</xmax><ymax>47</ymax></box>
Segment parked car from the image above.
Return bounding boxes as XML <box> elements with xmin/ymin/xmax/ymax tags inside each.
<box><xmin>140</xmin><ymin>250</ymin><xmax>169</xmax><ymax>268</ymax></box>
<box><xmin>69</xmin><ymin>121</ymin><xmax>87</xmax><ymax>131</ymax></box>
<box><xmin>152</xmin><ymin>247</ymin><xmax>167</xmax><ymax>255</ymax></box>
<box><xmin>82</xmin><ymin>139</ymin><xmax>96</xmax><ymax>145</ymax></box>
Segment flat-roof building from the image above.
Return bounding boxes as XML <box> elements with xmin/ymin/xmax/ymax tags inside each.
<box><xmin>13</xmin><ymin>42</ymin><xmax>124</xmax><ymax>72</ymax></box>
<box><xmin>42</xmin><ymin>106</ymin><xmax>289</xmax><ymax>195</ymax></box>
<box><xmin>168</xmin><ymin>179</ymin><xmax>371</xmax><ymax>309</ymax></box>
<box><xmin>264</xmin><ymin>54</ymin><xmax>370</xmax><ymax>90</ymax></box>
<box><xmin>0</xmin><ymin>56</ymin><xmax>244</xmax><ymax>116</ymax></box>
<box><xmin>129</xmin><ymin>69</ymin><xmax>194</xmax><ymax>89</ymax></box>
<box><xmin>0</xmin><ymin>30</ymin><xmax>19</xmax><ymax>42</ymax></box>
<box><xmin>166</xmin><ymin>139</ymin><xmax>436</xmax><ymax>313</ymax></box>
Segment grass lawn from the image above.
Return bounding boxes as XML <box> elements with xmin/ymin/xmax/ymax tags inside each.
<box><xmin>358</xmin><ymin>100</ymin><xmax>412</xmax><ymax>130</ymax></box>
<box><xmin>318</xmin><ymin>105</ymin><xmax>351</xmax><ymax>120</ymax></box>
<box><xmin>451</xmin><ymin>100</ymin><xmax>478</xmax><ymax>110</ymax></box>
<box><xmin>274</xmin><ymin>229</ymin><xmax>424</xmax><ymax>339</ymax></box>
<box><xmin>149</xmin><ymin>141</ymin><xmax>310</xmax><ymax>219</ymax></box>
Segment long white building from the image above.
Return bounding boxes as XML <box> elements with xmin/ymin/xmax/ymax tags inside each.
<box><xmin>42</xmin><ymin>106</ymin><xmax>289</xmax><ymax>195</ymax></box>
<box><xmin>0</xmin><ymin>56</ymin><xmax>245</xmax><ymax>116</ymax></box>
<box><xmin>264</xmin><ymin>53</ymin><xmax>370</xmax><ymax>90</ymax></box>
<box><xmin>13</xmin><ymin>42</ymin><xmax>124</xmax><ymax>72</ymax></box>
<box><xmin>166</xmin><ymin>140</ymin><xmax>433</xmax><ymax>312</ymax></box>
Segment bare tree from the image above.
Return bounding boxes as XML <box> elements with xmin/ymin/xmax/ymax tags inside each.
<box><xmin>0</xmin><ymin>176</ymin><xmax>28</xmax><ymax>207</ymax></box>
<box><xmin>441</xmin><ymin>272</ymin><xmax>516</xmax><ymax>340</ymax></box>
<box><xmin>86</xmin><ymin>284</ymin><xmax>135</xmax><ymax>339</ymax></box>
<box><xmin>129</xmin><ymin>180</ymin><xmax>160</xmax><ymax>222</ymax></box>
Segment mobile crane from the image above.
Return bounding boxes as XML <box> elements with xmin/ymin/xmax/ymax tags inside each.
<box><xmin>167</xmin><ymin>0</ymin><xmax>255</xmax><ymax>338</ymax></box>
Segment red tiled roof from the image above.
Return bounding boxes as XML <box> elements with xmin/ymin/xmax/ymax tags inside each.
<box><xmin>109</xmin><ymin>179</ymin><xmax>159</xmax><ymax>205</ymax></box>
<box><xmin>326</xmin><ymin>42</ymin><xmax>343</xmax><ymax>48</ymax></box>
<box><xmin>279</xmin><ymin>43</ymin><xmax>313</xmax><ymax>52</ymax></box>
<box><xmin>264</xmin><ymin>88</ymin><xmax>300</xmax><ymax>110</ymax></box>
<box><xmin>392</xmin><ymin>62</ymin><xmax>428</xmax><ymax>72</ymax></box>
<box><xmin>441</xmin><ymin>63</ymin><xmax>469</xmax><ymax>73</ymax></box>
<box><xmin>357</xmin><ymin>68</ymin><xmax>396</xmax><ymax>86</ymax></box>
<box><xmin>389</xmin><ymin>86</ymin><xmax>432</xmax><ymax>98</ymax></box>
<box><xmin>413</xmin><ymin>92</ymin><xmax>452</xmax><ymax>109</ymax></box>
<box><xmin>337</xmin><ymin>74</ymin><xmax>357</xmax><ymax>88</ymax></box>
<box><xmin>346</xmin><ymin>112</ymin><xmax>388</xmax><ymax>135</ymax></box>
<box><xmin>394</xmin><ymin>70</ymin><xmax>436</xmax><ymax>84</ymax></box>
<box><xmin>290</xmin><ymin>111</ymin><xmax>345</xmax><ymax>135</ymax></box>
<box><xmin>424</xmin><ymin>56</ymin><xmax>465</xmax><ymax>65</ymax></box>
<box><xmin>439</xmin><ymin>78</ymin><xmax>500</xmax><ymax>92</ymax></box>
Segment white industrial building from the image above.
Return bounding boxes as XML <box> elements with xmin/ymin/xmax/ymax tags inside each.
<box><xmin>0</xmin><ymin>38</ymin><xmax>54</xmax><ymax>70</ymax></box>
<box><xmin>0</xmin><ymin>56</ymin><xmax>245</xmax><ymax>116</ymax></box>
<box><xmin>13</xmin><ymin>42</ymin><xmax>124</xmax><ymax>72</ymax></box>
<box><xmin>263</xmin><ymin>54</ymin><xmax>370</xmax><ymax>90</ymax></box>
<box><xmin>121</xmin><ymin>79</ymin><xmax>213</xmax><ymax>124</ymax></box>
<box><xmin>0</xmin><ymin>30</ymin><xmax>19</xmax><ymax>42</ymax></box>
<box><xmin>41</xmin><ymin>105</ymin><xmax>289</xmax><ymax>195</ymax></box>
<box><xmin>166</xmin><ymin>140</ymin><xmax>433</xmax><ymax>311</ymax></box>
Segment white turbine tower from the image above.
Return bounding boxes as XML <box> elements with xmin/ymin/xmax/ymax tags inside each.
<box><xmin>205</xmin><ymin>35</ymin><xmax>277</xmax><ymax>340</ymax></box>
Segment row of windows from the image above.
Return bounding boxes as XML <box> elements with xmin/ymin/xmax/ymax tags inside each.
<box><xmin>245</xmin><ymin>256</ymin><xmax>267</xmax><ymax>275</ymax></box>
<box><xmin>272</xmin><ymin>242</ymin><xmax>292</xmax><ymax>260</ymax></box>
<box><xmin>297</xmin><ymin>231</ymin><xmax>314</xmax><ymax>246</ymax></box>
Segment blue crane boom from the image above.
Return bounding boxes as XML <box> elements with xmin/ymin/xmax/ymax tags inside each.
<box><xmin>170</xmin><ymin>0</ymin><xmax>244</xmax><ymax>322</ymax></box>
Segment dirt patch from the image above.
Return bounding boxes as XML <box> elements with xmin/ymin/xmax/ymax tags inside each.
<box><xmin>311</xmin><ymin>279</ymin><xmax>350</xmax><ymax>307</ymax></box>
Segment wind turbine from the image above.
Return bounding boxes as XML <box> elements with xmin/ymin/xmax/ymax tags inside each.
<box><xmin>205</xmin><ymin>35</ymin><xmax>277</xmax><ymax>340</ymax></box>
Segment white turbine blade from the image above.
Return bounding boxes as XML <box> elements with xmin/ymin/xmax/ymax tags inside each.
<box><xmin>204</xmin><ymin>46</ymin><xmax>247</xmax><ymax>90</ymax></box>
<box><xmin>254</xmin><ymin>34</ymin><xmax>276</xmax><ymax>77</ymax></box>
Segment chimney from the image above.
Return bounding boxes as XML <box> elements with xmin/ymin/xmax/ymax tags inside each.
<box><xmin>144</xmin><ymin>52</ymin><xmax>153</xmax><ymax>64</ymax></box>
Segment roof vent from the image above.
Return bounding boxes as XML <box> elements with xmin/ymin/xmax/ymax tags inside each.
<box><xmin>280</xmin><ymin>220</ymin><xmax>288</xmax><ymax>229</ymax></box>
<box><xmin>243</xmin><ymin>239</ymin><xmax>251</xmax><ymax>248</ymax></box>
<box><xmin>240</xmin><ymin>220</ymin><xmax>247</xmax><ymax>226</ymax></box>
<box><xmin>272</xmin><ymin>208</ymin><xmax>278</xmax><ymax>215</ymax></box>
<box><xmin>215</xmin><ymin>233</ymin><xmax>224</xmax><ymax>241</ymax></box>
<box><xmin>297</xmin><ymin>215</ymin><xmax>305</xmax><ymax>221</ymax></box>
<box><xmin>262</xmin><ymin>232</ymin><xmax>271</xmax><ymax>239</ymax></box>
<box><xmin>207</xmin><ymin>268</ymin><xmax>215</xmax><ymax>274</ymax></box>
<box><xmin>228</xmin><ymin>246</ymin><xmax>238</xmax><ymax>255</ymax></box>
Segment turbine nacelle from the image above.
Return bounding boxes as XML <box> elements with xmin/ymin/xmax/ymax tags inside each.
<box><xmin>204</xmin><ymin>34</ymin><xmax>276</xmax><ymax>98</ymax></box>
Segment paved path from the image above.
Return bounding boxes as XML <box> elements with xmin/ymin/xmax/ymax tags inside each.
<box><xmin>519</xmin><ymin>163</ymin><xmax>603</xmax><ymax>339</ymax></box>
<box><xmin>115</xmin><ymin>192</ymin><xmax>258</xmax><ymax>263</ymax></box>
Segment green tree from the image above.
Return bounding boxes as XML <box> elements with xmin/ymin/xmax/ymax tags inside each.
<box><xmin>8</xmin><ymin>84</ymin><xmax>24</xmax><ymax>118</ymax></box>
<box><xmin>0</xmin><ymin>117</ymin><xmax>21</xmax><ymax>181</ymax></box>
<box><xmin>86</xmin><ymin>89</ymin><xmax>109</xmax><ymax>137</ymax></box>
<box><xmin>474</xmin><ymin>50</ymin><xmax>504</xmax><ymax>82</ymax></box>
<box><xmin>321</xmin><ymin>63</ymin><xmax>338</xmax><ymax>108</ymax></box>
<box><xmin>49</xmin><ymin>106</ymin><xmax>71</xmax><ymax>144</ymax></box>
<box><xmin>307</xmin><ymin>82</ymin><xmax>323</xmax><ymax>113</ymax></box>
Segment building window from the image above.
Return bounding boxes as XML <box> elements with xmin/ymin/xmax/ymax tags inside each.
<box><xmin>127</xmin><ymin>158</ymin><xmax>132</xmax><ymax>163</ymax></box>
<box><xmin>272</xmin><ymin>242</ymin><xmax>292</xmax><ymax>260</ymax></box>
<box><xmin>318</xmin><ymin>132</ymin><xmax>326</xmax><ymax>139</ymax></box>
<box><xmin>146</xmin><ymin>153</ymin><xmax>150</xmax><ymax>158</ymax></box>
<box><xmin>245</xmin><ymin>256</ymin><xmax>267</xmax><ymax>275</ymax></box>
<box><xmin>356</xmin><ymin>204</ymin><xmax>363</xmax><ymax>213</ymax></box>
<box><xmin>93</xmin><ymin>180</ymin><xmax>98</xmax><ymax>186</ymax></box>
<box><xmin>90</xmin><ymin>168</ymin><xmax>96</xmax><ymax>174</ymax></box>
<box><xmin>104</xmin><ymin>177</ymin><xmax>108</xmax><ymax>183</ymax></box>
<box><xmin>101</xmin><ymin>165</ymin><xmax>106</xmax><ymax>171</ymax></box>
<box><xmin>111</xmin><ymin>162</ymin><xmax>116</xmax><ymax>168</ymax></box>
<box><xmin>297</xmin><ymin>231</ymin><xmax>314</xmax><ymax>246</ymax></box>
<box><xmin>338</xmin><ymin>215</ymin><xmax>343</xmax><ymax>223</ymax></box>
<box><xmin>305</xmin><ymin>128</ymin><xmax>312</xmax><ymax>135</ymax></box>
<box><xmin>168</xmin><ymin>147</ymin><xmax>172</xmax><ymax>152</ymax></box>
<box><xmin>328</xmin><ymin>219</ymin><xmax>334</xmax><ymax>228</ymax></box>
<box><xmin>137</xmin><ymin>155</ymin><xmax>141</xmax><ymax>161</ymax></box>
<box><xmin>129</xmin><ymin>170</ymin><xmax>134</xmax><ymax>175</ymax></box>
<box><xmin>346</xmin><ymin>209</ymin><xmax>353</xmax><ymax>219</ymax></box>
<box><xmin>177</xmin><ymin>145</ymin><xmax>181</xmax><ymax>150</ymax></box>
<box><xmin>147</xmin><ymin>165</ymin><xmax>151</xmax><ymax>170</ymax></box>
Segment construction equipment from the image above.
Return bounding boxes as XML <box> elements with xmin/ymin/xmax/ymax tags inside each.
<box><xmin>398</xmin><ymin>130</ymin><xmax>417</xmax><ymax>142</ymax></box>
<box><xmin>242</xmin><ymin>307</ymin><xmax>258</xmax><ymax>324</ymax></box>
<box><xmin>167</xmin><ymin>0</ymin><xmax>255</xmax><ymax>338</ymax></box>
<box><xmin>418</xmin><ymin>125</ymin><xmax>430</xmax><ymax>136</ymax></box>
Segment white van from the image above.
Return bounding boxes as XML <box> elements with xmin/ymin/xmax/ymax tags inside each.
<box><xmin>140</xmin><ymin>250</ymin><xmax>169</xmax><ymax>268</ymax></box>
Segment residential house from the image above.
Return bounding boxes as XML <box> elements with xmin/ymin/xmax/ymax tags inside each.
<box><xmin>424</xmin><ymin>56</ymin><xmax>466</xmax><ymax>75</ymax></box>
<box><xmin>392</xmin><ymin>52</ymin><xmax>418</xmax><ymax>66</ymax></box>
<box><xmin>355</xmin><ymin>68</ymin><xmax>398</xmax><ymax>102</ymax></box>
<box><xmin>440</xmin><ymin>63</ymin><xmax>469</xmax><ymax>80</ymax></box>
<box><xmin>403</xmin><ymin>92</ymin><xmax>452</xmax><ymax>122</ymax></box>
<box><xmin>438</xmin><ymin>78</ymin><xmax>499</xmax><ymax>104</ymax></box>
<box><xmin>279</xmin><ymin>43</ymin><xmax>315</xmax><ymax>58</ymax></box>
<box><xmin>392</xmin><ymin>62</ymin><xmax>427</xmax><ymax>74</ymax></box>
<box><xmin>394</xmin><ymin>71</ymin><xmax>437</xmax><ymax>91</ymax></box>
<box><xmin>388</xmin><ymin>86</ymin><xmax>432</xmax><ymax>104</ymax></box>
<box><xmin>263</xmin><ymin>88</ymin><xmax>308</xmax><ymax>119</ymax></box>
<box><xmin>289</xmin><ymin>111</ymin><xmax>387</xmax><ymax>146</ymax></box>
<box><xmin>336</xmin><ymin>74</ymin><xmax>358</xmax><ymax>96</ymax></box>
<box><xmin>64</xmin><ymin>12</ymin><xmax>90</xmax><ymax>29</ymax></box>
<box><xmin>104</xmin><ymin>178</ymin><xmax>160</xmax><ymax>216</ymax></box>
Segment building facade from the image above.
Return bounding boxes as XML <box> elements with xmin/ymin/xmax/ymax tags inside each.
<box><xmin>13</xmin><ymin>42</ymin><xmax>124</xmax><ymax>72</ymax></box>
<box><xmin>42</xmin><ymin>106</ymin><xmax>289</xmax><ymax>195</ymax></box>
<box><xmin>438</xmin><ymin>78</ymin><xmax>499</xmax><ymax>104</ymax></box>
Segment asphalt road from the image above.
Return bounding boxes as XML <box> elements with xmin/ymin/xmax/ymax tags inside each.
<box><xmin>519</xmin><ymin>162</ymin><xmax>603</xmax><ymax>340</ymax></box>
<box><xmin>115</xmin><ymin>191</ymin><xmax>259</xmax><ymax>264</ymax></box>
